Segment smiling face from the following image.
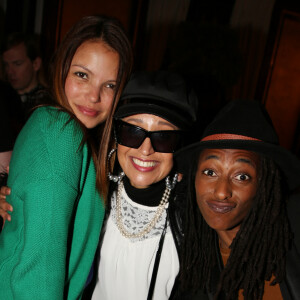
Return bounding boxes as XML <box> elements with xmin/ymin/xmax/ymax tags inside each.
<box><xmin>64</xmin><ymin>40</ymin><xmax>119</xmax><ymax>128</ymax></box>
<box><xmin>117</xmin><ymin>114</ymin><xmax>178</xmax><ymax>189</ymax></box>
<box><xmin>195</xmin><ymin>149</ymin><xmax>259</xmax><ymax>243</ymax></box>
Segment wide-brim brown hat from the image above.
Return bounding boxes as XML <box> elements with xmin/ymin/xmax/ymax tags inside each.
<box><xmin>175</xmin><ymin>100</ymin><xmax>300</xmax><ymax>191</ymax></box>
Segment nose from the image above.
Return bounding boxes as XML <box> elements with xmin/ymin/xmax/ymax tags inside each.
<box><xmin>138</xmin><ymin>137</ymin><xmax>155</xmax><ymax>156</ymax></box>
<box><xmin>88</xmin><ymin>86</ymin><xmax>101</xmax><ymax>103</ymax></box>
<box><xmin>214</xmin><ymin>178</ymin><xmax>232</xmax><ymax>201</ymax></box>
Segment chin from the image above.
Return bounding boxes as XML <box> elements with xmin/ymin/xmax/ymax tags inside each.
<box><xmin>81</xmin><ymin>119</ymin><xmax>101</xmax><ymax>129</ymax></box>
<box><xmin>130</xmin><ymin>178</ymin><xmax>153</xmax><ymax>189</ymax></box>
<box><xmin>202</xmin><ymin>218</ymin><xmax>227</xmax><ymax>232</ymax></box>
<box><xmin>131</xmin><ymin>182</ymin><xmax>149</xmax><ymax>189</ymax></box>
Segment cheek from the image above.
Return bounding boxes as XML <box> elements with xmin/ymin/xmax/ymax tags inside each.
<box><xmin>64</xmin><ymin>77</ymin><xmax>78</xmax><ymax>105</ymax></box>
<box><xmin>237</xmin><ymin>183</ymin><xmax>257</xmax><ymax>209</ymax></box>
<box><xmin>161</xmin><ymin>155</ymin><xmax>174</xmax><ymax>175</ymax></box>
<box><xmin>195</xmin><ymin>177</ymin><xmax>213</xmax><ymax>220</ymax></box>
<box><xmin>99</xmin><ymin>97</ymin><xmax>114</xmax><ymax>115</ymax></box>
<box><xmin>64</xmin><ymin>78</ymin><xmax>72</xmax><ymax>103</ymax></box>
<box><xmin>17</xmin><ymin>65</ymin><xmax>27</xmax><ymax>77</ymax></box>
<box><xmin>22</xmin><ymin>62</ymin><xmax>34</xmax><ymax>75</ymax></box>
<box><xmin>239</xmin><ymin>193</ymin><xmax>256</xmax><ymax>216</ymax></box>
<box><xmin>116</xmin><ymin>146</ymin><xmax>128</xmax><ymax>171</ymax></box>
<box><xmin>195</xmin><ymin>186</ymin><xmax>206</xmax><ymax>214</ymax></box>
<box><xmin>195</xmin><ymin>174</ymin><xmax>206</xmax><ymax>201</ymax></box>
<box><xmin>101</xmin><ymin>87</ymin><xmax>115</xmax><ymax>101</ymax></box>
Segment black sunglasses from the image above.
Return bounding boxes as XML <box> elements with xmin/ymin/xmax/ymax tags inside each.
<box><xmin>114</xmin><ymin>119</ymin><xmax>183</xmax><ymax>153</ymax></box>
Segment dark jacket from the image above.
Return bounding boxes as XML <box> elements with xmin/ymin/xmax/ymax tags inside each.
<box><xmin>171</xmin><ymin>190</ymin><xmax>300</xmax><ymax>300</ymax></box>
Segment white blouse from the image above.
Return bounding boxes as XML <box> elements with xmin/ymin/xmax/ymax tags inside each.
<box><xmin>92</xmin><ymin>185</ymin><xmax>179</xmax><ymax>300</ymax></box>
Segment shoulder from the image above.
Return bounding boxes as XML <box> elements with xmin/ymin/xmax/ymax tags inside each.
<box><xmin>15</xmin><ymin>106</ymin><xmax>87</xmax><ymax>166</ymax></box>
<box><xmin>31</xmin><ymin>106</ymin><xmax>86</xmax><ymax>158</ymax></box>
<box><xmin>11</xmin><ymin>106</ymin><xmax>89</xmax><ymax>188</ymax></box>
<box><xmin>30</xmin><ymin>106</ymin><xmax>76</xmax><ymax>124</ymax></box>
<box><xmin>27</xmin><ymin>106</ymin><xmax>84</xmax><ymax>142</ymax></box>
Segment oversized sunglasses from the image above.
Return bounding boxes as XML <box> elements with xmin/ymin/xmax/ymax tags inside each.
<box><xmin>114</xmin><ymin>119</ymin><xmax>183</xmax><ymax>153</ymax></box>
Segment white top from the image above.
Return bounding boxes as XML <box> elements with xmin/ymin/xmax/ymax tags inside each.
<box><xmin>92</xmin><ymin>185</ymin><xmax>179</xmax><ymax>300</ymax></box>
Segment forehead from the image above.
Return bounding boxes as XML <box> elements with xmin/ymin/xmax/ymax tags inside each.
<box><xmin>70</xmin><ymin>40</ymin><xmax>119</xmax><ymax>76</ymax></box>
<box><xmin>122</xmin><ymin>113</ymin><xmax>177</xmax><ymax>129</ymax></box>
<box><xmin>3</xmin><ymin>43</ymin><xmax>27</xmax><ymax>60</ymax></box>
<box><xmin>73</xmin><ymin>40</ymin><xmax>115</xmax><ymax>58</ymax></box>
<box><xmin>198</xmin><ymin>148</ymin><xmax>260</xmax><ymax>165</ymax></box>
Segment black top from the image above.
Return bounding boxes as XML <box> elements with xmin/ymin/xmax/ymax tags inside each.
<box><xmin>123</xmin><ymin>175</ymin><xmax>166</xmax><ymax>207</ymax></box>
<box><xmin>20</xmin><ymin>84</ymin><xmax>49</xmax><ymax>117</ymax></box>
<box><xmin>0</xmin><ymin>81</ymin><xmax>24</xmax><ymax>152</ymax></box>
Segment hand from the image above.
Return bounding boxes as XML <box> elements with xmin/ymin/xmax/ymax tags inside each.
<box><xmin>0</xmin><ymin>185</ymin><xmax>12</xmax><ymax>223</ymax></box>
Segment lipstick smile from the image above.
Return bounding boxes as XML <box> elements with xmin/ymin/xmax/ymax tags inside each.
<box><xmin>131</xmin><ymin>157</ymin><xmax>158</xmax><ymax>172</ymax></box>
<box><xmin>77</xmin><ymin>105</ymin><xmax>100</xmax><ymax>117</ymax></box>
<box><xmin>207</xmin><ymin>201</ymin><xmax>236</xmax><ymax>214</ymax></box>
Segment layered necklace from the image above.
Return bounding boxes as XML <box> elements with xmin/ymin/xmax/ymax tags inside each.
<box><xmin>115</xmin><ymin>175</ymin><xmax>178</xmax><ymax>239</ymax></box>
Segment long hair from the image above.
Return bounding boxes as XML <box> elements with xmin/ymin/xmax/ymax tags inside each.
<box><xmin>51</xmin><ymin>15</ymin><xmax>133</xmax><ymax>201</ymax></box>
<box><xmin>179</xmin><ymin>153</ymin><xmax>292</xmax><ymax>300</ymax></box>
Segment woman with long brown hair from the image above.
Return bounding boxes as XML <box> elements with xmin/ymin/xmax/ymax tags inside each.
<box><xmin>0</xmin><ymin>15</ymin><xmax>132</xmax><ymax>299</ymax></box>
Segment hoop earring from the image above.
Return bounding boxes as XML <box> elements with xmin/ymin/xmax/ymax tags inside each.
<box><xmin>107</xmin><ymin>148</ymin><xmax>125</xmax><ymax>183</ymax></box>
<box><xmin>166</xmin><ymin>173</ymin><xmax>178</xmax><ymax>190</ymax></box>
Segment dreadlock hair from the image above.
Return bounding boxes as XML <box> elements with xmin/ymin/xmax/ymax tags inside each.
<box><xmin>179</xmin><ymin>152</ymin><xmax>292</xmax><ymax>300</ymax></box>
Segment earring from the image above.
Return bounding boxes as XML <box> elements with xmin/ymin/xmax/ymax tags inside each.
<box><xmin>166</xmin><ymin>173</ymin><xmax>178</xmax><ymax>190</ymax></box>
<box><xmin>107</xmin><ymin>148</ymin><xmax>125</xmax><ymax>183</ymax></box>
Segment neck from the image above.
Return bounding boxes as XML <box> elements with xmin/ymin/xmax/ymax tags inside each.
<box><xmin>123</xmin><ymin>176</ymin><xmax>166</xmax><ymax>207</ymax></box>
<box><xmin>18</xmin><ymin>79</ymin><xmax>38</xmax><ymax>95</ymax></box>
<box><xmin>217</xmin><ymin>226</ymin><xmax>240</xmax><ymax>249</ymax></box>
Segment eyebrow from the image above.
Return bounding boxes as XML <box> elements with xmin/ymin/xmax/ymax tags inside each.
<box><xmin>11</xmin><ymin>59</ymin><xmax>24</xmax><ymax>64</ymax></box>
<box><xmin>236</xmin><ymin>157</ymin><xmax>256</xmax><ymax>167</ymax></box>
<box><xmin>158</xmin><ymin>120</ymin><xmax>178</xmax><ymax>130</ymax></box>
<box><xmin>203</xmin><ymin>155</ymin><xmax>256</xmax><ymax>167</ymax></box>
<box><xmin>71</xmin><ymin>64</ymin><xmax>93</xmax><ymax>74</ymax></box>
<box><xmin>71</xmin><ymin>64</ymin><xmax>117</xmax><ymax>82</ymax></box>
<box><xmin>124</xmin><ymin>118</ymin><xmax>142</xmax><ymax>124</ymax></box>
<box><xmin>203</xmin><ymin>154</ymin><xmax>219</xmax><ymax>161</ymax></box>
<box><xmin>125</xmin><ymin>118</ymin><xmax>177</xmax><ymax>130</ymax></box>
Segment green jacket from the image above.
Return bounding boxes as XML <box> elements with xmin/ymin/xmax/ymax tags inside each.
<box><xmin>0</xmin><ymin>106</ymin><xmax>105</xmax><ymax>299</ymax></box>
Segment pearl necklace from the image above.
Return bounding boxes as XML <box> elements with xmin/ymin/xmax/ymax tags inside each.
<box><xmin>116</xmin><ymin>177</ymin><xmax>175</xmax><ymax>239</ymax></box>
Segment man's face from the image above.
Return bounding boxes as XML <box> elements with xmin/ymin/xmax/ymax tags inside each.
<box><xmin>2</xmin><ymin>43</ymin><xmax>40</xmax><ymax>94</ymax></box>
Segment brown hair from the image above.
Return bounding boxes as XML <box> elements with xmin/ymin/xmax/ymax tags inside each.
<box><xmin>51</xmin><ymin>15</ymin><xmax>133</xmax><ymax>201</ymax></box>
<box><xmin>2</xmin><ymin>32</ymin><xmax>42</xmax><ymax>61</ymax></box>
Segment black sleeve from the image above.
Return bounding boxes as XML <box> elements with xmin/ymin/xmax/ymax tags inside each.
<box><xmin>0</xmin><ymin>81</ymin><xmax>24</xmax><ymax>152</ymax></box>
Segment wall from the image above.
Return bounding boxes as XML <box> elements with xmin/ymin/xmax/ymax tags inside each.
<box><xmin>263</xmin><ymin>11</ymin><xmax>300</xmax><ymax>153</ymax></box>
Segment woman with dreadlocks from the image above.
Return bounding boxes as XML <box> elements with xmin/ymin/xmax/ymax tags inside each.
<box><xmin>172</xmin><ymin>100</ymin><xmax>300</xmax><ymax>300</ymax></box>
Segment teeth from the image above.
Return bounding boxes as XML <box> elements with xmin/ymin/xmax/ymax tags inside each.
<box><xmin>133</xmin><ymin>158</ymin><xmax>156</xmax><ymax>167</ymax></box>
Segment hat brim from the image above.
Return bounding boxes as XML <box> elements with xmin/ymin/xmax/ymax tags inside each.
<box><xmin>175</xmin><ymin>139</ymin><xmax>300</xmax><ymax>191</ymax></box>
<box><xmin>114</xmin><ymin>102</ymin><xmax>191</xmax><ymax>129</ymax></box>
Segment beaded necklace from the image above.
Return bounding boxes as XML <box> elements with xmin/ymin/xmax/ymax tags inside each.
<box><xmin>115</xmin><ymin>175</ymin><xmax>177</xmax><ymax>239</ymax></box>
